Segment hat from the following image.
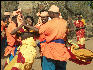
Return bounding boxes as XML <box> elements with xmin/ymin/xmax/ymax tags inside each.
<box><xmin>40</xmin><ymin>11</ymin><xmax>49</xmax><ymax>17</ymax></box>
<box><xmin>48</xmin><ymin>5</ymin><xmax>59</xmax><ymax>12</ymax></box>
<box><xmin>4</xmin><ymin>12</ymin><xmax>11</xmax><ymax>15</ymax></box>
<box><xmin>13</xmin><ymin>11</ymin><xmax>18</xmax><ymax>16</ymax></box>
<box><xmin>37</xmin><ymin>11</ymin><xmax>49</xmax><ymax>17</ymax></box>
<box><xmin>13</xmin><ymin>8</ymin><xmax>21</xmax><ymax>16</ymax></box>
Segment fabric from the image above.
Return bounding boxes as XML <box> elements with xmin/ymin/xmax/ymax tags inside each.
<box><xmin>9</xmin><ymin>47</ymin><xmax>17</xmax><ymax>62</ymax></box>
<box><xmin>74</xmin><ymin>20</ymin><xmax>85</xmax><ymax>48</ymax></box>
<box><xmin>6</xmin><ymin>21</ymin><xmax>17</xmax><ymax>46</ymax></box>
<box><xmin>37</xmin><ymin>39</ymin><xmax>65</xmax><ymax>48</ymax></box>
<box><xmin>42</xmin><ymin>56</ymin><xmax>67</xmax><ymax>70</ymax></box>
<box><xmin>5</xmin><ymin>21</ymin><xmax>17</xmax><ymax>56</ymax></box>
<box><xmin>39</xmin><ymin>18</ymin><xmax>71</xmax><ymax>61</ymax></box>
<box><xmin>1</xmin><ymin>21</ymin><xmax>5</xmax><ymax>31</ymax></box>
<box><xmin>4</xmin><ymin>37</ymin><xmax>36</xmax><ymax>70</ymax></box>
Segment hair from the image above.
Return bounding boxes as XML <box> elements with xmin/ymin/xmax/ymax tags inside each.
<box><xmin>40</xmin><ymin>9</ymin><xmax>47</xmax><ymax>13</ymax></box>
<box><xmin>25</xmin><ymin>16</ymin><xmax>34</xmax><ymax>24</ymax></box>
<box><xmin>2</xmin><ymin>18</ymin><xmax>6</xmax><ymax>22</ymax></box>
<box><xmin>11</xmin><ymin>15</ymin><xmax>17</xmax><ymax>23</ymax></box>
<box><xmin>13</xmin><ymin>8</ymin><xmax>18</xmax><ymax>11</ymax></box>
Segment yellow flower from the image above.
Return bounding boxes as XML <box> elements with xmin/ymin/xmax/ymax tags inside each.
<box><xmin>81</xmin><ymin>19</ymin><xmax>86</xmax><ymax>25</ymax></box>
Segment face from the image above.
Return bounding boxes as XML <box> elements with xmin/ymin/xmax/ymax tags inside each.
<box><xmin>26</xmin><ymin>18</ymin><xmax>32</xmax><ymax>26</ymax></box>
<box><xmin>41</xmin><ymin>16</ymin><xmax>48</xmax><ymax>24</ymax></box>
<box><xmin>48</xmin><ymin>11</ymin><xmax>54</xmax><ymax>18</ymax></box>
<box><xmin>4</xmin><ymin>15</ymin><xmax>10</xmax><ymax>22</ymax></box>
<box><xmin>78</xmin><ymin>16</ymin><xmax>82</xmax><ymax>20</ymax></box>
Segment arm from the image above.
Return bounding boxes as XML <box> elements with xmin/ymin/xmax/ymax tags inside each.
<box><xmin>10</xmin><ymin>24</ymin><xmax>24</xmax><ymax>35</ymax></box>
<box><xmin>23</xmin><ymin>23</ymin><xmax>39</xmax><ymax>32</ymax></box>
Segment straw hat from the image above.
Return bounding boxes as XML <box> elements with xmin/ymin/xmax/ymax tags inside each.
<box><xmin>48</xmin><ymin>5</ymin><xmax>59</xmax><ymax>12</ymax></box>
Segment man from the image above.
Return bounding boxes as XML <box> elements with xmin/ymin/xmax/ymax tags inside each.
<box><xmin>37</xmin><ymin>5</ymin><xmax>71</xmax><ymax>70</ymax></box>
<box><xmin>35</xmin><ymin>10</ymin><xmax>49</xmax><ymax>29</ymax></box>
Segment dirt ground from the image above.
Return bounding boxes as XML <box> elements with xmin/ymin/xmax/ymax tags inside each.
<box><xmin>1</xmin><ymin>37</ymin><xmax>93</xmax><ymax>70</ymax></box>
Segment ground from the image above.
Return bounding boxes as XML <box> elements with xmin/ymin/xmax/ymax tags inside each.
<box><xmin>1</xmin><ymin>37</ymin><xmax>93</xmax><ymax>70</ymax></box>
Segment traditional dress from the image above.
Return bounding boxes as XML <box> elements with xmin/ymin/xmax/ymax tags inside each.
<box><xmin>4</xmin><ymin>35</ymin><xmax>37</xmax><ymax>70</ymax></box>
<box><xmin>74</xmin><ymin>19</ymin><xmax>85</xmax><ymax>48</ymax></box>
<box><xmin>4</xmin><ymin>20</ymin><xmax>18</xmax><ymax>68</ymax></box>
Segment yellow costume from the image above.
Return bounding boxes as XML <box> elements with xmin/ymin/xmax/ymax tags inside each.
<box><xmin>4</xmin><ymin>37</ymin><xmax>37</xmax><ymax>70</ymax></box>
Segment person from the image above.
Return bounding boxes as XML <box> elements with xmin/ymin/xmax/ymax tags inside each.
<box><xmin>1</xmin><ymin>18</ymin><xmax>7</xmax><ymax>58</ymax></box>
<box><xmin>24</xmin><ymin>16</ymin><xmax>34</xmax><ymax>32</ymax></box>
<box><xmin>4</xmin><ymin>14</ymin><xmax>19</xmax><ymax>60</ymax></box>
<box><xmin>35</xmin><ymin>10</ymin><xmax>49</xmax><ymax>29</ymax></box>
<box><xmin>74</xmin><ymin>14</ymin><xmax>86</xmax><ymax>49</ymax></box>
<box><xmin>36</xmin><ymin>5</ymin><xmax>71</xmax><ymax>70</ymax></box>
<box><xmin>4</xmin><ymin>14</ymin><xmax>37</xmax><ymax>70</ymax></box>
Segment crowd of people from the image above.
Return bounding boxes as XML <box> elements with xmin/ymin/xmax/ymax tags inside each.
<box><xmin>1</xmin><ymin>5</ymin><xmax>93</xmax><ymax>70</ymax></box>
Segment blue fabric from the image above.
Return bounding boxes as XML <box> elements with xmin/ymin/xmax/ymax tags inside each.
<box><xmin>41</xmin><ymin>56</ymin><xmax>67</xmax><ymax>70</ymax></box>
<box><xmin>37</xmin><ymin>39</ymin><xmax>65</xmax><ymax>48</ymax></box>
<box><xmin>37</xmin><ymin>40</ymin><xmax>46</xmax><ymax>48</ymax></box>
<box><xmin>5</xmin><ymin>38</ymin><xmax>8</xmax><ymax>47</ymax></box>
<box><xmin>51</xmin><ymin>39</ymin><xmax>65</xmax><ymax>44</ymax></box>
<box><xmin>9</xmin><ymin>46</ymin><xmax>17</xmax><ymax>62</ymax></box>
<box><xmin>9</xmin><ymin>54</ymin><xmax>14</xmax><ymax>62</ymax></box>
<box><xmin>14</xmin><ymin>47</ymin><xmax>17</xmax><ymax>56</ymax></box>
<box><xmin>42</xmin><ymin>56</ymin><xmax>55</xmax><ymax>70</ymax></box>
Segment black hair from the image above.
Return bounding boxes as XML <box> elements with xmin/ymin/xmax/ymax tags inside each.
<box><xmin>40</xmin><ymin>9</ymin><xmax>47</xmax><ymax>13</ymax></box>
<box><xmin>2</xmin><ymin>18</ymin><xmax>6</xmax><ymax>22</ymax></box>
<box><xmin>11</xmin><ymin>15</ymin><xmax>17</xmax><ymax>24</ymax></box>
<box><xmin>25</xmin><ymin>16</ymin><xmax>34</xmax><ymax>24</ymax></box>
<box><xmin>13</xmin><ymin>8</ymin><xmax>18</xmax><ymax>11</ymax></box>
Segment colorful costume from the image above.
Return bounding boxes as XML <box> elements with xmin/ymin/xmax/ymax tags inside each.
<box><xmin>67</xmin><ymin>40</ymin><xmax>93</xmax><ymax>65</ymax></box>
<box><xmin>5</xmin><ymin>21</ymin><xmax>17</xmax><ymax>56</ymax></box>
<box><xmin>4</xmin><ymin>20</ymin><xmax>18</xmax><ymax>68</ymax></box>
<box><xmin>74</xmin><ymin>19</ymin><xmax>85</xmax><ymax>48</ymax></box>
<box><xmin>4</xmin><ymin>37</ymin><xmax>37</xmax><ymax>70</ymax></box>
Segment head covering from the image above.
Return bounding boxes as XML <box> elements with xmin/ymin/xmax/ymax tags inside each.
<box><xmin>37</xmin><ymin>11</ymin><xmax>49</xmax><ymax>17</ymax></box>
<box><xmin>4</xmin><ymin>12</ymin><xmax>11</xmax><ymax>15</ymax></box>
<box><xmin>40</xmin><ymin>11</ymin><xmax>49</xmax><ymax>17</ymax></box>
<box><xmin>13</xmin><ymin>8</ymin><xmax>21</xmax><ymax>16</ymax></box>
<box><xmin>48</xmin><ymin>5</ymin><xmax>59</xmax><ymax>12</ymax></box>
<box><xmin>13</xmin><ymin>11</ymin><xmax>18</xmax><ymax>16</ymax></box>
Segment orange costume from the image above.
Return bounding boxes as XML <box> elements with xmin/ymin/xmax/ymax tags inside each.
<box><xmin>4</xmin><ymin>21</ymin><xmax>17</xmax><ymax>56</ymax></box>
<box><xmin>39</xmin><ymin>18</ymin><xmax>71</xmax><ymax>61</ymax></box>
<box><xmin>1</xmin><ymin>21</ymin><xmax>5</xmax><ymax>31</ymax></box>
